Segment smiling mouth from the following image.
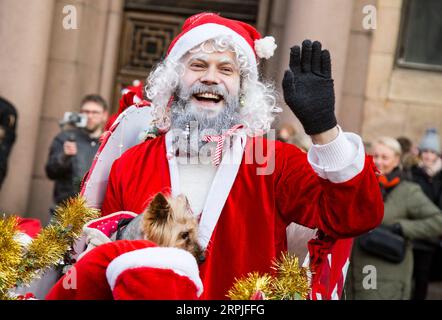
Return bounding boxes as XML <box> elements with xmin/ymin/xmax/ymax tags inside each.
<box><xmin>193</xmin><ymin>92</ymin><xmax>224</xmax><ymax>104</ymax></box>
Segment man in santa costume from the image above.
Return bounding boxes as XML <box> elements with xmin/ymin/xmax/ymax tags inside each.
<box><xmin>90</xmin><ymin>13</ymin><xmax>383</xmax><ymax>299</ymax></box>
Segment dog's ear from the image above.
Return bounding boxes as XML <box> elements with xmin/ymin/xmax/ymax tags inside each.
<box><xmin>176</xmin><ymin>194</ymin><xmax>192</xmax><ymax>212</ymax></box>
<box><xmin>146</xmin><ymin>192</ymin><xmax>170</xmax><ymax>224</ymax></box>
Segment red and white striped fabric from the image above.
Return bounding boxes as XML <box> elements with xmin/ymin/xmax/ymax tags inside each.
<box><xmin>202</xmin><ymin>124</ymin><xmax>244</xmax><ymax>166</ymax></box>
<box><xmin>308</xmin><ymin>238</ymin><xmax>353</xmax><ymax>300</ymax></box>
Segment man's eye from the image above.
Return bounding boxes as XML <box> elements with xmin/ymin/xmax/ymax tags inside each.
<box><xmin>221</xmin><ymin>67</ymin><xmax>233</xmax><ymax>74</ymax></box>
<box><xmin>191</xmin><ymin>63</ymin><xmax>205</xmax><ymax>69</ymax></box>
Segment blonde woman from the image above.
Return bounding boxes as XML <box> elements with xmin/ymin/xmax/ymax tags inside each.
<box><xmin>346</xmin><ymin>136</ymin><xmax>442</xmax><ymax>300</ymax></box>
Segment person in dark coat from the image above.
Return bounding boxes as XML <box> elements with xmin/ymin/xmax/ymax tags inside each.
<box><xmin>0</xmin><ymin>97</ymin><xmax>18</xmax><ymax>190</ymax></box>
<box><xmin>45</xmin><ymin>95</ymin><xmax>108</xmax><ymax>209</ymax></box>
<box><xmin>411</xmin><ymin>129</ymin><xmax>442</xmax><ymax>207</ymax></box>
<box><xmin>409</xmin><ymin>128</ymin><xmax>442</xmax><ymax>299</ymax></box>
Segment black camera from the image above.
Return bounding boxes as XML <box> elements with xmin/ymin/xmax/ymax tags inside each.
<box><xmin>59</xmin><ymin>112</ymin><xmax>87</xmax><ymax>129</ymax></box>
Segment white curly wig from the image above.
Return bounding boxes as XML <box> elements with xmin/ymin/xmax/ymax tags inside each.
<box><xmin>145</xmin><ymin>35</ymin><xmax>281</xmax><ymax>135</ymax></box>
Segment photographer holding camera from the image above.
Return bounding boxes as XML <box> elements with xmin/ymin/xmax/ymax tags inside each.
<box><xmin>45</xmin><ymin>94</ymin><xmax>108</xmax><ymax>211</ymax></box>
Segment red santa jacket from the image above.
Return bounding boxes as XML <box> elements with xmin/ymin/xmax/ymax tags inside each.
<box><xmin>100</xmin><ymin>133</ymin><xmax>383</xmax><ymax>299</ymax></box>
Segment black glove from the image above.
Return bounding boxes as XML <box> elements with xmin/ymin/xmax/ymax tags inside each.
<box><xmin>282</xmin><ymin>40</ymin><xmax>337</xmax><ymax>135</ymax></box>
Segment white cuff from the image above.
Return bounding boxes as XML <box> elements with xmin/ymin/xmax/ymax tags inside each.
<box><xmin>106</xmin><ymin>247</ymin><xmax>203</xmax><ymax>297</ymax></box>
<box><xmin>307</xmin><ymin>126</ymin><xmax>365</xmax><ymax>183</ymax></box>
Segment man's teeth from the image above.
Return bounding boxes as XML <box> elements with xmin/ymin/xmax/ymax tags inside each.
<box><xmin>195</xmin><ymin>93</ymin><xmax>222</xmax><ymax>100</ymax></box>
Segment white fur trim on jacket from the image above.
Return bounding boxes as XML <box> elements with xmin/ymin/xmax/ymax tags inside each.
<box><xmin>307</xmin><ymin>126</ymin><xmax>365</xmax><ymax>183</ymax></box>
<box><xmin>106</xmin><ymin>247</ymin><xmax>203</xmax><ymax>297</ymax></box>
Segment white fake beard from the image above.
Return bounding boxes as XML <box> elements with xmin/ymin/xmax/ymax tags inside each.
<box><xmin>170</xmin><ymin>83</ymin><xmax>241</xmax><ymax>155</ymax></box>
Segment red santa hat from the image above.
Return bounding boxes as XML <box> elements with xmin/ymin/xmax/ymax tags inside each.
<box><xmin>121</xmin><ymin>80</ymin><xmax>144</xmax><ymax>104</ymax></box>
<box><xmin>166</xmin><ymin>12</ymin><xmax>277</xmax><ymax>75</ymax></box>
<box><xmin>16</xmin><ymin>217</ymin><xmax>41</xmax><ymax>237</ymax></box>
<box><xmin>15</xmin><ymin>217</ymin><xmax>41</xmax><ymax>246</ymax></box>
<box><xmin>46</xmin><ymin>240</ymin><xmax>203</xmax><ymax>300</ymax></box>
<box><xmin>106</xmin><ymin>246</ymin><xmax>203</xmax><ymax>300</ymax></box>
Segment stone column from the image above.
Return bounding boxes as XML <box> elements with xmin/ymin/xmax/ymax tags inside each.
<box><xmin>99</xmin><ymin>0</ymin><xmax>124</xmax><ymax>107</ymax></box>
<box><xmin>275</xmin><ymin>0</ymin><xmax>355</xmax><ymax>131</ymax></box>
<box><xmin>339</xmin><ymin>0</ymin><xmax>376</xmax><ymax>133</ymax></box>
<box><xmin>27</xmin><ymin>0</ymin><xmax>122</xmax><ymax>224</ymax></box>
<box><xmin>0</xmin><ymin>0</ymin><xmax>55</xmax><ymax>215</ymax></box>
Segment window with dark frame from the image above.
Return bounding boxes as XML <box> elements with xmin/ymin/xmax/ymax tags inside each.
<box><xmin>397</xmin><ymin>0</ymin><xmax>442</xmax><ymax>71</ymax></box>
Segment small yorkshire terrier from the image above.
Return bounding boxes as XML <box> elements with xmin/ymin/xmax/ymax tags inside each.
<box><xmin>116</xmin><ymin>192</ymin><xmax>205</xmax><ymax>264</ymax></box>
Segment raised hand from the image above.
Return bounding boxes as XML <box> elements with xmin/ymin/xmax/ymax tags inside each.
<box><xmin>282</xmin><ymin>40</ymin><xmax>337</xmax><ymax>136</ymax></box>
<box><xmin>63</xmin><ymin>141</ymin><xmax>78</xmax><ymax>156</ymax></box>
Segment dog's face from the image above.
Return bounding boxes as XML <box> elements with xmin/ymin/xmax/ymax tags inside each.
<box><xmin>142</xmin><ymin>193</ymin><xmax>205</xmax><ymax>263</ymax></box>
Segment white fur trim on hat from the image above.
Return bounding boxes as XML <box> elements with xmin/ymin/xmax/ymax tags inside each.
<box><xmin>14</xmin><ymin>232</ymin><xmax>33</xmax><ymax>247</ymax></box>
<box><xmin>168</xmin><ymin>23</ymin><xmax>258</xmax><ymax>74</ymax></box>
<box><xmin>133</xmin><ymin>95</ymin><xmax>142</xmax><ymax>103</ymax></box>
<box><xmin>106</xmin><ymin>247</ymin><xmax>203</xmax><ymax>297</ymax></box>
<box><xmin>254</xmin><ymin>36</ymin><xmax>277</xmax><ymax>59</ymax></box>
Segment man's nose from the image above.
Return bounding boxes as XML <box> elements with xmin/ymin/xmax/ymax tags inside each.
<box><xmin>200</xmin><ymin>66</ymin><xmax>220</xmax><ymax>85</ymax></box>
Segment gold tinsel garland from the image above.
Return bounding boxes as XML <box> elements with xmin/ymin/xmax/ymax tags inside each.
<box><xmin>227</xmin><ymin>272</ymin><xmax>275</xmax><ymax>300</ymax></box>
<box><xmin>0</xmin><ymin>216</ymin><xmax>22</xmax><ymax>299</ymax></box>
<box><xmin>0</xmin><ymin>196</ymin><xmax>100</xmax><ymax>299</ymax></box>
<box><xmin>227</xmin><ymin>252</ymin><xmax>310</xmax><ymax>300</ymax></box>
<box><xmin>271</xmin><ymin>253</ymin><xmax>310</xmax><ymax>300</ymax></box>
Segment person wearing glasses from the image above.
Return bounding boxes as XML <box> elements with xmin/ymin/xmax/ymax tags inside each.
<box><xmin>45</xmin><ymin>94</ymin><xmax>108</xmax><ymax>211</ymax></box>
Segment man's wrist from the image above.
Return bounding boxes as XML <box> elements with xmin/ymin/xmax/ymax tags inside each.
<box><xmin>310</xmin><ymin>126</ymin><xmax>339</xmax><ymax>145</ymax></box>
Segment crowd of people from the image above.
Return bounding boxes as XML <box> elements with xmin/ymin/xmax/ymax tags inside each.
<box><xmin>279</xmin><ymin>124</ymin><xmax>442</xmax><ymax>300</ymax></box>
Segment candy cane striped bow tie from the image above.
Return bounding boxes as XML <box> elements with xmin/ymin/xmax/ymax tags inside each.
<box><xmin>202</xmin><ymin>124</ymin><xmax>244</xmax><ymax>166</ymax></box>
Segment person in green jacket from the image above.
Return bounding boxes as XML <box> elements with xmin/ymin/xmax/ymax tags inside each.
<box><xmin>346</xmin><ymin>136</ymin><xmax>442</xmax><ymax>300</ymax></box>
